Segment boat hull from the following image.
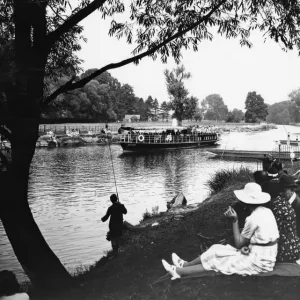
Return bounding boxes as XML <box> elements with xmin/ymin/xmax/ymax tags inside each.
<box><xmin>207</xmin><ymin>149</ymin><xmax>300</xmax><ymax>161</ymax></box>
<box><xmin>120</xmin><ymin>140</ymin><xmax>218</xmax><ymax>152</ymax></box>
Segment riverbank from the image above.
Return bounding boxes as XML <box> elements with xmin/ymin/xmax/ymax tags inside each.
<box><xmin>33</xmin><ymin>123</ymin><xmax>277</xmax><ymax>148</ymax></box>
<box><xmin>220</xmin><ymin>123</ymin><xmax>277</xmax><ymax>133</ymax></box>
<box><xmin>27</xmin><ymin>165</ymin><xmax>300</xmax><ymax>300</ymax></box>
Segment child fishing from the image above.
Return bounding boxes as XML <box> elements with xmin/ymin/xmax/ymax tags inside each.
<box><xmin>101</xmin><ymin>194</ymin><xmax>127</xmax><ymax>257</ymax></box>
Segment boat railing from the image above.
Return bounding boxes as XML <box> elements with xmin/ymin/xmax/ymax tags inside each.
<box><xmin>120</xmin><ymin>134</ymin><xmax>218</xmax><ymax>144</ymax></box>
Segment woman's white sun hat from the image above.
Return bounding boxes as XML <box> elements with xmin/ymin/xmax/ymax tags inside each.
<box><xmin>234</xmin><ymin>182</ymin><xmax>270</xmax><ymax>204</ymax></box>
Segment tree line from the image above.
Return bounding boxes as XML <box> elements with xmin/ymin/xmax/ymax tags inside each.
<box><xmin>42</xmin><ymin>65</ymin><xmax>270</xmax><ymax>124</ymax></box>
<box><xmin>43</xmin><ymin>69</ymin><xmax>168</xmax><ymax>122</ymax></box>
<box><xmin>266</xmin><ymin>88</ymin><xmax>300</xmax><ymax>125</ymax></box>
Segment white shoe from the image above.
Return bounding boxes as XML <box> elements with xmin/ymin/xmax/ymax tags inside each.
<box><xmin>172</xmin><ymin>253</ymin><xmax>186</xmax><ymax>268</ymax></box>
<box><xmin>161</xmin><ymin>259</ymin><xmax>181</xmax><ymax>280</ymax></box>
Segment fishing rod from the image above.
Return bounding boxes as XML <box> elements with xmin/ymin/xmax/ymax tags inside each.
<box><xmin>108</xmin><ymin>137</ymin><xmax>119</xmax><ymax>202</ymax></box>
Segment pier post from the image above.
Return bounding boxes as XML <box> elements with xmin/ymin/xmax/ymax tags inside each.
<box><xmin>278</xmin><ymin>144</ymin><xmax>281</xmax><ymax>162</ymax></box>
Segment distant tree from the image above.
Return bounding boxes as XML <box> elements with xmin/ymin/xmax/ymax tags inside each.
<box><xmin>164</xmin><ymin>65</ymin><xmax>198</xmax><ymax>124</ymax></box>
<box><xmin>135</xmin><ymin>98</ymin><xmax>148</xmax><ymax>121</ymax></box>
<box><xmin>194</xmin><ymin>107</ymin><xmax>203</xmax><ymax>122</ymax></box>
<box><xmin>244</xmin><ymin>91</ymin><xmax>268</xmax><ymax>123</ymax></box>
<box><xmin>226</xmin><ymin>108</ymin><xmax>244</xmax><ymax>123</ymax></box>
<box><xmin>160</xmin><ymin>101</ymin><xmax>170</xmax><ymax>122</ymax></box>
<box><xmin>184</xmin><ymin>96</ymin><xmax>199</xmax><ymax>120</ymax></box>
<box><xmin>152</xmin><ymin>98</ymin><xmax>159</xmax><ymax>121</ymax></box>
<box><xmin>201</xmin><ymin>94</ymin><xmax>228</xmax><ymax>121</ymax></box>
<box><xmin>145</xmin><ymin>96</ymin><xmax>155</xmax><ymax>120</ymax></box>
<box><xmin>266</xmin><ymin>100</ymin><xmax>300</xmax><ymax>124</ymax></box>
<box><xmin>289</xmin><ymin>87</ymin><xmax>300</xmax><ymax>107</ymax></box>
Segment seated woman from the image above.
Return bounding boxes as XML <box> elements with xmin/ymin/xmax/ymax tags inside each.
<box><xmin>231</xmin><ymin>171</ymin><xmax>268</xmax><ymax>229</ymax></box>
<box><xmin>161</xmin><ymin>183</ymin><xmax>279</xmax><ymax>279</ymax></box>
<box><xmin>270</xmin><ymin>175</ymin><xmax>300</xmax><ymax>262</ymax></box>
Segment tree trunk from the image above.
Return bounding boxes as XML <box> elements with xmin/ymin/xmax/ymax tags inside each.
<box><xmin>0</xmin><ymin>119</ymin><xmax>74</xmax><ymax>290</ymax></box>
<box><xmin>0</xmin><ymin>0</ymin><xmax>74</xmax><ymax>290</ymax></box>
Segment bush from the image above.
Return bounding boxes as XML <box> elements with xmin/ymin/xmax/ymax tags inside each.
<box><xmin>142</xmin><ymin>206</ymin><xmax>160</xmax><ymax>221</ymax></box>
<box><xmin>205</xmin><ymin>167</ymin><xmax>253</xmax><ymax>195</ymax></box>
<box><xmin>142</xmin><ymin>209</ymin><xmax>152</xmax><ymax>220</ymax></box>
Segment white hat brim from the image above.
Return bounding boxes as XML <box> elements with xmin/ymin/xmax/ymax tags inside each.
<box><xmin>234</xmin><ymin>190</ymin><xmax>270</xmax><ymax>204</ymax></box>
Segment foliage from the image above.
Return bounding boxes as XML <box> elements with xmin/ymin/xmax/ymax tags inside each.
<box><xmin>142</xmin><ymin>206</ymin><xmax>160</xmax><ymax>221</ymax></box>
<box><xmin>201</xmin><ymin>94</ymin><xmax>228</xmax><ymax>121</ymax></box>
<box><xmin>244</xmin><ymin>91</ymin><xmax>268</xmax><ymax>123</ymax></box>
<box><xmin>289</xmin><ymin>87</ymin><xmax>300</xmax><ymax>107</ymax></box>
<box><xmin>160</xmin><ymin>101</ymin><xmax>171</xmax><ymax>121</ymax></box>
<box><xmin>0</xmin><ymin>3</ymin><xmax>84</xmax><ymax>89</ymax></box>
<box><xmin>193</xmin><ymin>106</ymin><xmax>203</xmax><ymax>122</ymax></box>
<box><xmin>288</xmin><ymin>88</ymin><xmax>300</xmax><ymax>122</ymax></box>
<box><xmin>266</xmin><ymin>100</ymin><xmax>300</xmax><ymax>124</ymax></box>
<box><xmin>164</xmin><ymin>64</ymin><xmax>198</xmax><ymax>122</ymax></box>
<box><xmin>147</xmin><ymin>97</ymin><xmax>160</xmax><ymax>121</ymax></box>
<box><xmin>226</xmin><ymin>108</ymin><xmax>244</xmax><ymax>123</ymax></box>
<box><xmin>205</xmin><ymin>167</ymin><xmax>253</xmax><ymax>195</ymax></box>
<box><xmin>44</xmin><ymin>70</ymin><xmax>158</xmax><ymax>121</ymax></box>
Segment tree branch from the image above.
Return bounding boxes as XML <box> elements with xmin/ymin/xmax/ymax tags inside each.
<box><xmin>48</xmin><ymin>4</ymin><xmax>67</xmax><ymax>23</ymax></box>
<box><xmin>46</xmin><ymin>0</ymin><xmax>107</xmax><ymax>48</ymax></box>
<box><xmin>0</xmin><ymin>126</ymin><xmax>12</xmax><ymax>141</ymax></box>
<box><xmin>44</xmin><ymin>0</ymin><xmax>227</xmax><ymax>106</ymax></box>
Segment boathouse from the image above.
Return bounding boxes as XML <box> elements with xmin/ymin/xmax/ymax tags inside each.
<box><xmin>123</xmin><ymin>114</ymin><xmax>140</xmax><ymax>122</ymax></box>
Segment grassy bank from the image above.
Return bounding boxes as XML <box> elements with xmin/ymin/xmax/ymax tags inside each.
<box><xmin>28</xmin><ymin>166</ymin><xmax>300</xmax><ymax>300</ymax></box>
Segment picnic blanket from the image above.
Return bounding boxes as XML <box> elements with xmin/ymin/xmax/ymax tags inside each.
<box><xmin>152</xmin><ymin>263</ymin><xmax>300</xmax><ymax>285</ymax></box>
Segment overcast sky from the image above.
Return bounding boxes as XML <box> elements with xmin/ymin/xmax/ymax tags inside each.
<box><xmin>78</xmin><ymin>11</ymin><xmax>300</xmax><ymax>111</ymax></box>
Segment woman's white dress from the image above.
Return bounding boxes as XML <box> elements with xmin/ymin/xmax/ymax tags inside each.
<box><xmin>201</xmin><ymin>206</ymin><xmax>279</xmax><ymax>275</ymax></box>
<box><xmin>0</xmin><ymin>293</ymin><xmax>29</xmax><ymax>300</ymax></box>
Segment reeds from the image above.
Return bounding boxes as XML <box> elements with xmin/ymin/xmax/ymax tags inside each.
<box><xmin>205</xmin><ymin>166</ymin><xmax>253</xmax><ymax>195</ymax></box>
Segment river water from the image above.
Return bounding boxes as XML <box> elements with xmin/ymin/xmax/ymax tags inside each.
<box><xmin>0</xmin><ymin>125</ymin><xmax>298</xmax><ymax>280</ymax></box>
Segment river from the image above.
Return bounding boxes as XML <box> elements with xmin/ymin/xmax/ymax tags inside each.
<box><xmin>0</xmin><ymin>124</ymin><xmax>298</xmax><ymax>280</ymax></box>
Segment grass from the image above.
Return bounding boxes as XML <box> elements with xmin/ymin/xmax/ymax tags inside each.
<box><xmin>205</xmin><ymin>166</ymin><xmax>253</xmax><ymax>195</ymax></box>
<box><xmin>27</xmin><ymin>166</ymin><xmax>300</xmax><ymax>300</ymax></box>
<box><xmin>142</xmin><ymin>206</ymin><xmax>161</xmax><ymax>221</ymax></box>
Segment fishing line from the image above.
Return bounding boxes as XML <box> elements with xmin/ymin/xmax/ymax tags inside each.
<box><xmin>108</xmin><ymin>138</ymin><xmax>119</xmax><ymax>202</ymax></box>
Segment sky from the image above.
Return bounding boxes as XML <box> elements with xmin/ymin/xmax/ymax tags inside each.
<box><xmin>78</xmin><ymin>10</ymin><xmax>300</xmax><ymax>111</ymax></box>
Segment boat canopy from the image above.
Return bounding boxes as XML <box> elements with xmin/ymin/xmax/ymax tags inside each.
<box><xmin>118</xmin><ymin>125</ymin><xmax>218</xmax><ymax>134</ymax></box>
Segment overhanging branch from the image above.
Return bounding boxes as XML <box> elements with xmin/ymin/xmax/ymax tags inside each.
<box><xmin>0</xmin><ymin>126</ymin><xmax>12</xmax><ymax>141</ymax></box>
<box><xmin>44</xmin><ymin>0</ymin><xmax>227</xmax><ymax>106</ymax></box>
<box><xmin>46</xmin><ymin>0</ymin><xmax>107</xmax><ymax>49</ymax></box>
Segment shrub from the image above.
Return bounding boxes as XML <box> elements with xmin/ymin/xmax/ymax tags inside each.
<box><xmin>142</xmin><ymin>209</ymin><xmax>152</xmax><ymax>220</ymax></box>
<box><xmin>205</xmin><ymin>167</ymin><xmax>253</xmax><ymax>195</ymax></box>
<box><xmin>142</xmin><ymin>206</ymin><xmax>160</xmax><ymax>221</ymax></box>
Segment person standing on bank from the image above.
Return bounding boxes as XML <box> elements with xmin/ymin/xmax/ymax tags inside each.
<box><xmin>102</xmin><ymin>194</ymin><xmax>127</xmax><ymax>256</ymax></box>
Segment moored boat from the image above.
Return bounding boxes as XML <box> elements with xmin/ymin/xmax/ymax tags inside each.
<box><xmin>208</xmin><ymin>132</ymin><xmax>300</xmax><ymax>161</ymax></box>
<box><xmin>36</xmin><ymin>130</ymin><xmax>59</xmax><ymax>148</ymax></box>
<box><xmin>278</xmin><ymin>132</ymin><xmax>300</xmax><ymax>146</ymax></box>
<box><xmin>118</xmin><ymin>125</ymin><xmax>221</xmax><ymax>152</ymax></box>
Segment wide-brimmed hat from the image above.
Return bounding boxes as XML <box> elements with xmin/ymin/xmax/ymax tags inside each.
<box><xmin>279</xmin><ymin>175</ymin><xmax>298</xmax><ymax>189</ymax></box>
<box><xmin>234</xmin><ymin>182</ymin><xmax>271</xmax><ymax>204</ymax></box>
<box><xmin>267</xmin><ymin>167</ymin><xmax>278</xmax><ymax>178</ymax></box>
